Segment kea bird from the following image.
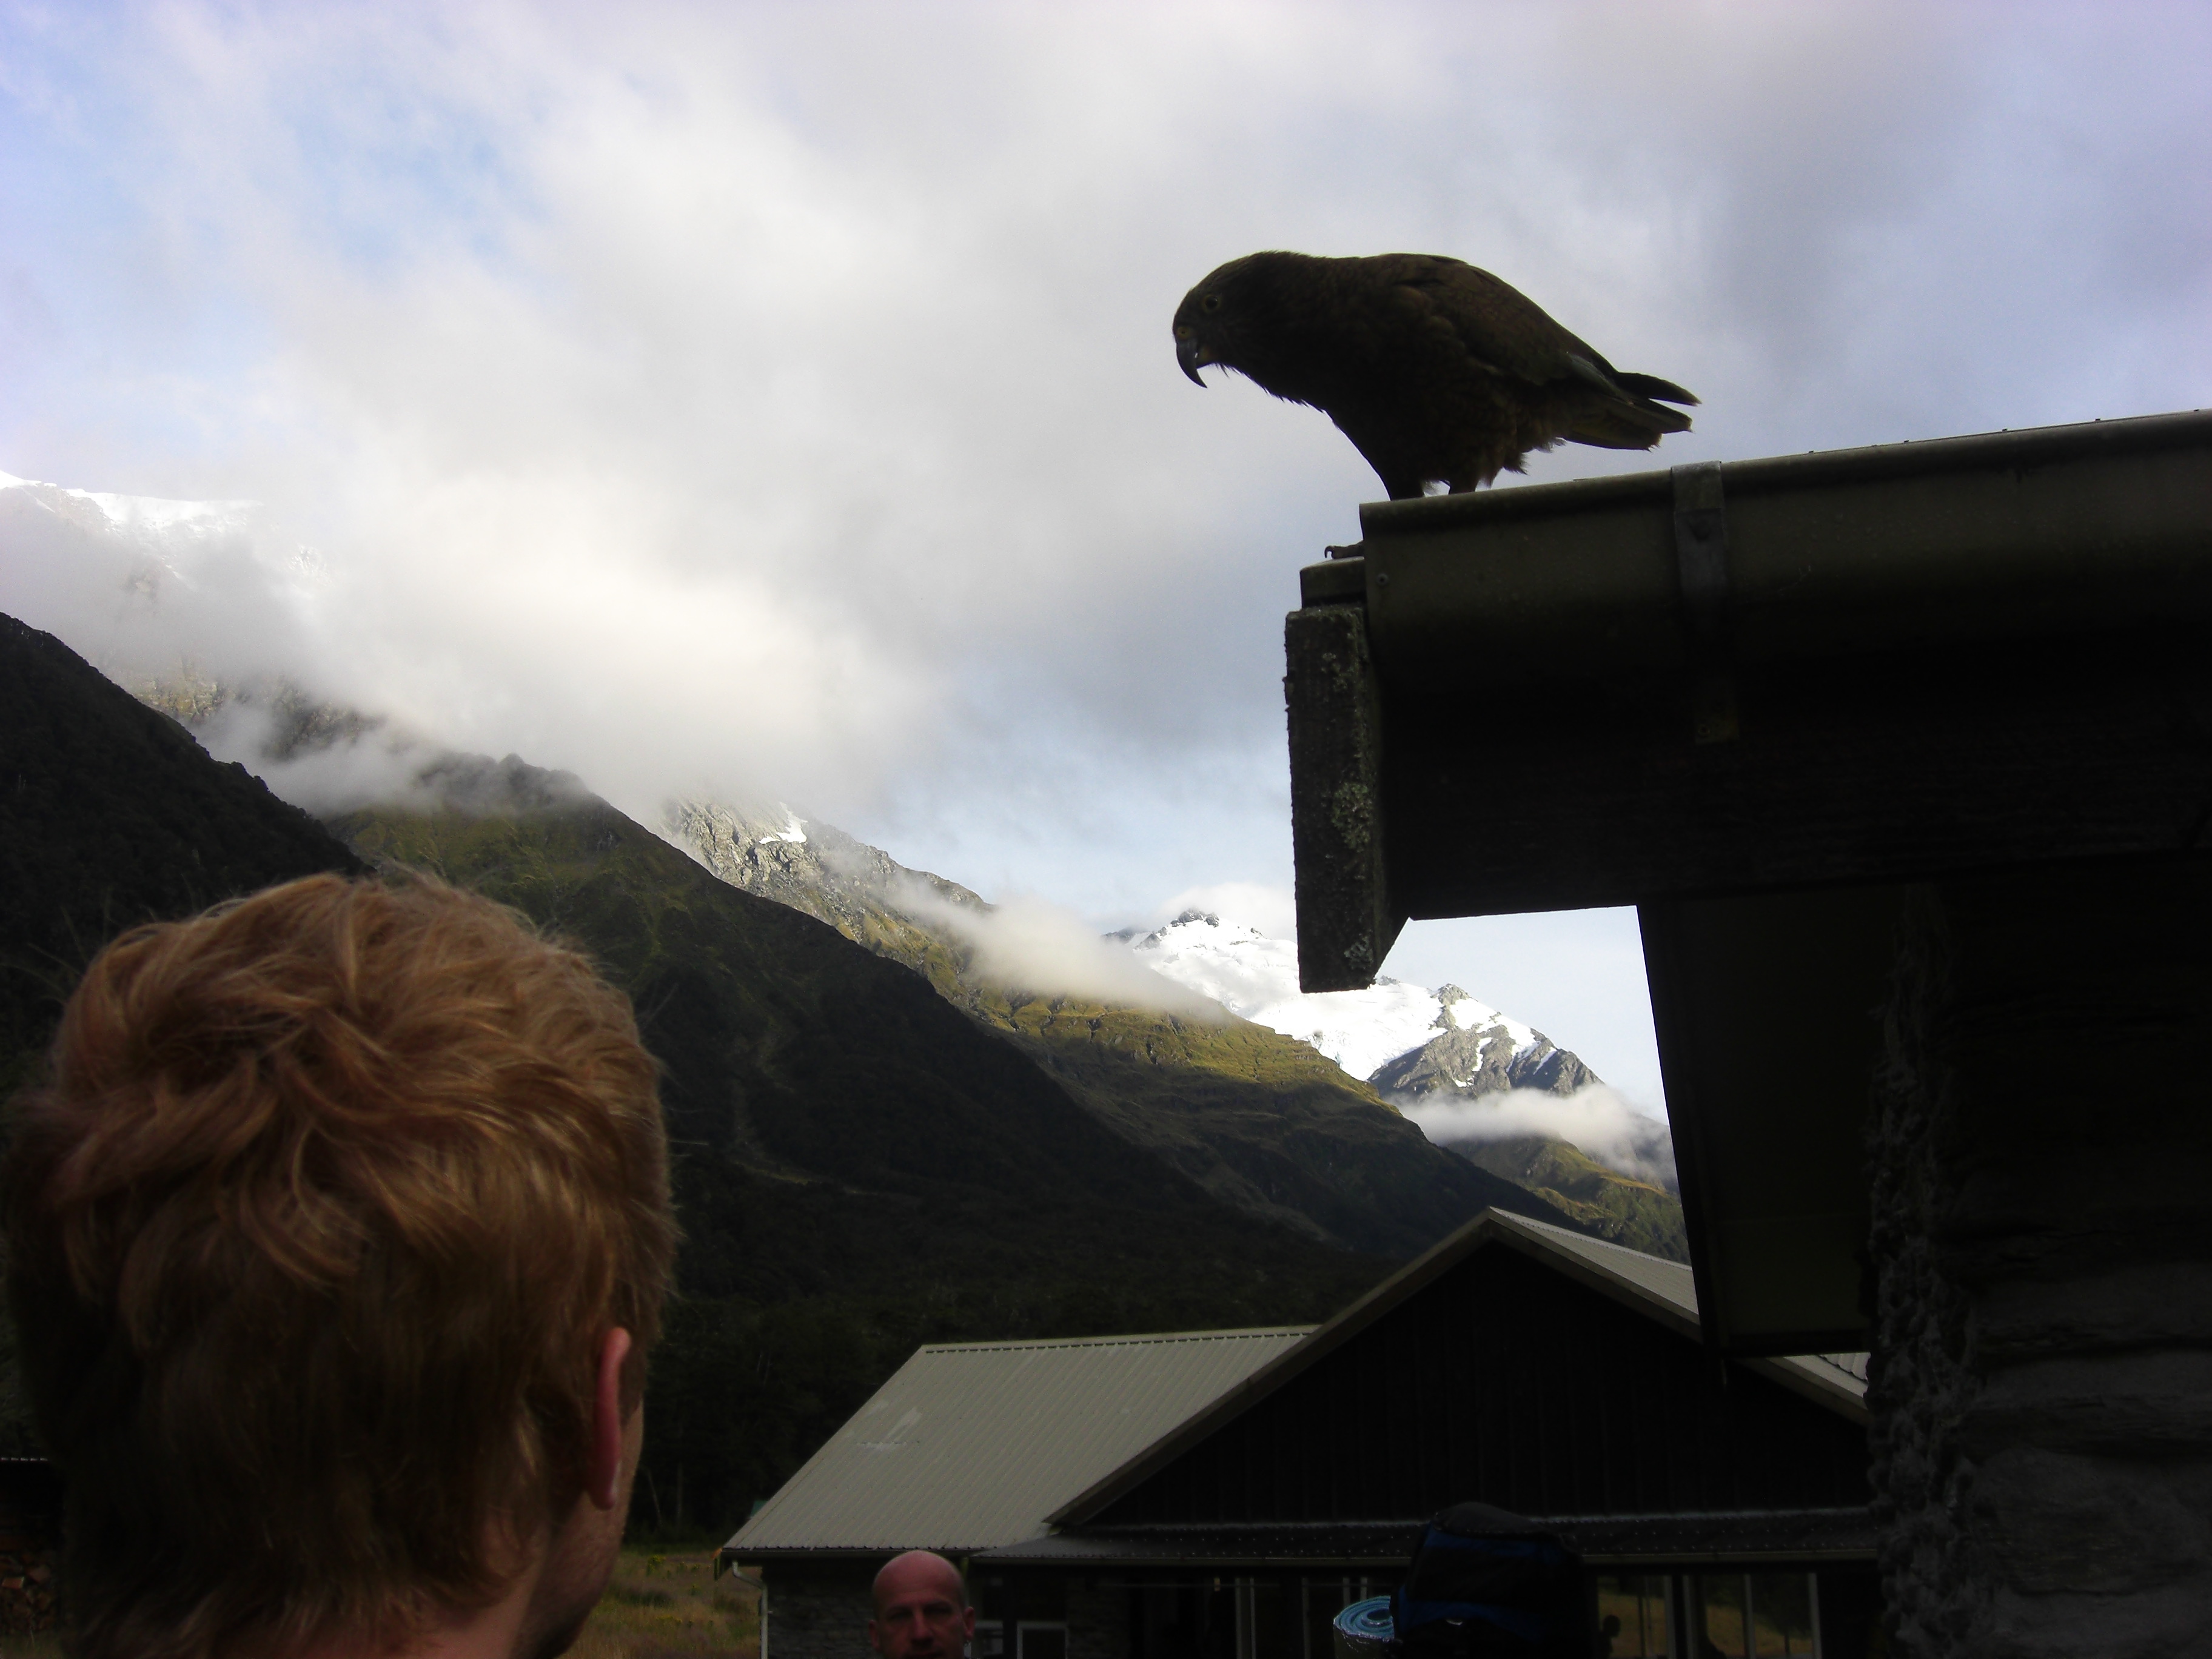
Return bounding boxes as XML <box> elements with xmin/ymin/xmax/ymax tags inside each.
<box><xmin>1173</xmin><ymin>250</ymin><xmax>1698</xmax><ymax>500</ymax></box>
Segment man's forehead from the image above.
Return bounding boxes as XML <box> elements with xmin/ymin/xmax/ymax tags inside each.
<box><xmin>882</xmin><ymin>1587</ymin><xmax>960</xmax><ymax>1609</ymax></box>
<box><xmin>874</xmin><ymin>1553</ymin><xmax>965</xmax><ymax>1608</ymax></box>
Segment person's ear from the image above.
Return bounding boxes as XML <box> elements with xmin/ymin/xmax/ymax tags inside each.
<box><xmin>588</xmin><ymin>1327</ymin><xmax>635</xmax><ymax>1512</ymax></box>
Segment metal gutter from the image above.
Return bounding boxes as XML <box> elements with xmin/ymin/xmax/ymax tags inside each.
<box><xmin>1348</xmin><ymin>410</ymin><xmax>2212</xmax><ymax>685</ymax></box>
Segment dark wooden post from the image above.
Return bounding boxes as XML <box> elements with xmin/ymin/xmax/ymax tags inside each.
<box><xmin>1285</xmin><ymin>558</ymin><xmax>1403</xmax><ymax>993</ymax></box>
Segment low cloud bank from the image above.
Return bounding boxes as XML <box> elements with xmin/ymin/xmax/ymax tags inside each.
<box><xmin>1401</xmin><ymin>1085</ymin><xmax>1678</xmax><ymax>1193</ymax></box>
<box><xmin>889</xmin><ymin>876</ymin><xmax>1222</xmax><ymax>1016</ymax></box>
<box><xmin>190</xmin><ymin>697</ymin><xmax>447</xmax><ymax>818</ymax></box>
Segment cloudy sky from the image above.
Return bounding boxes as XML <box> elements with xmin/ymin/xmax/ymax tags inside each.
<box><xmin>4</xmin><ymin>2</ymin><xmax>2208</xmax><ymax>1105</ymax></box>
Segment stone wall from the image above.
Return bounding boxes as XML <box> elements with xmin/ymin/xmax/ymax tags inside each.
<box><xmin>762</xmin><ymin>1562</ymin><xmax>878</xmax><ymax>1659</ymax></box>
<box><xmin>1866</xmin><ymin>861</ymin><xmax>2212</xmax><ymax>1658</ymax></box>
<box><xmin>0</xmin><ymin>1547</ymin><xmax>55</xmax><ymax>1634</ymax></box>
<box><xmin>1065</xmin><ymin>1577</ymin><xmax>1130</xmax><ymax>1659</ymax></box>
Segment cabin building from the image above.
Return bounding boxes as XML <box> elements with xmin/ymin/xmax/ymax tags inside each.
<box><xmin>726</xmin><ymin>1210</ymin><xmax>1880</xmax><ymax>1658</ymax></box>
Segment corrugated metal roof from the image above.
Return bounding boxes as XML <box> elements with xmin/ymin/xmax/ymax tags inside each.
<box><xmin>1496</xmin><ymin>1213</ymin><xmax>1700</xmax><ymax>1310</ymax></box>
<box><xmin>726</xmin><ymin>1327</ymin><xmax>1312</xmax><ymax>1555</ymax></box>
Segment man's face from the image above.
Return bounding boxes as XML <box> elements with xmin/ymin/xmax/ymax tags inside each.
<box><xmin>870</xmin><ymin>1555</ymin><xmax>976</xmax><ymax>1659</ymax></box>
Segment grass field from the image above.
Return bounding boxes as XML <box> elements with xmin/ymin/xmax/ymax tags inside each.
<box><xmin>0</xmin><ymin>1548</ymin><xmax>760</xmax><ymax>1659</ymax></box>
<box><xmin>570</xmin><ymin>1548</ymin><xmax>761</xmax><ymax>1659</ymax></box>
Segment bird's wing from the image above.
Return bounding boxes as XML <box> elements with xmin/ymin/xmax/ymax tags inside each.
<box><xmin>1364</xmin><ymin>254</ymin><xmax>1612</xmax><ymax>390</ymax></box>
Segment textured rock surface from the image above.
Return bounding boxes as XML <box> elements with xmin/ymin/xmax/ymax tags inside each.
<box><xmin>1368</xmin><ymin>999</ymin><xmax>1597</xmax><ymax>1098</ymax></box>
<box><xmin>1866</xmin><ymin>888</ymin><xmax>1983</xmax><ymax>1656</ymax></box>
<box><xmin>1867</xmin><ymin>865</ymin><xmax>2212</xmax><ymax>1657</ymax></box>
<box><xmin>759</xmin><ymin>1564</ymin><xmax>874</xmax><ymax>1659</ymax></box>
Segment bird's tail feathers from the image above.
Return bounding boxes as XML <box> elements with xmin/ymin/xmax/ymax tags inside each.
<box><xmin>1567</xmin><ymin>399</ymin><xmax>1695</xmax><ymax>449</ymax></box>
<box><xmin>1614</xmin><ymin>372</ymin><xmax>1698</xmax><ymax>407</ymax></box>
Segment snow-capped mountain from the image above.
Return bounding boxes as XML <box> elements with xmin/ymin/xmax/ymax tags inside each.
<box><xmin>0</xmin><ymin>470</ymin><xmax>322</xmax><ymax>704</ymax></box>
<box><xmin>1096</xmin><ymin>907</ymin><xmax>1681</xmax><ymax>1253</ymax></box>
<box><xmin>0</xmin><ymin>469</ymin><xmax>273</xmax><ymax>580</ymax></box>
<box><xmin>1123</xmin><ymin>911</ymin><xmax>1595</xmax><ymax>1096</ymax></box>
<box><xmin>664</xmin><ymin>797</ymin><xmax>991</xmax><ymax>977</ymax></box>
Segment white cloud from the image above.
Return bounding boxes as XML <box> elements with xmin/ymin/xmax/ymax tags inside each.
<box><xmin>189</xmin><ymin>698</ymin><xmax>452</xmax><ymax>820</ymax></box>
<box><xmin>1404</xmin><ymin>1085</ymin><xmax>1678</xmax><ymax>1193</ymax></box>
<box><xmin>890</xmin><ymin>876</ymin><xmax>1219</xmax><ymax>1016</ymax></box>
<box><xmin>2</xmin><ymin>1</ymin><xmax>2207</xmax><ymax>1070</ymax></box>
<box><xmin>7</xmin><ymin>5</ymin><xmax>2204</xmax><ymax>852</ymax></box>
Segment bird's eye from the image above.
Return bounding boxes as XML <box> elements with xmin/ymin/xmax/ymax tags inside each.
<box><xmin>1201</xmin><ymin>293</ymin><xmax>1222</xmax><ymax>313</ymax></box>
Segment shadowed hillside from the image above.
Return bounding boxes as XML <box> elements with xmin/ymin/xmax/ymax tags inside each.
<box><xmin>0</xmin><ymin>615</ymin><xmax>366</xmax><ymax>1096</ymax></box>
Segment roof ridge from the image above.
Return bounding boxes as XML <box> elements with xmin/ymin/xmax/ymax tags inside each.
<box><xmin>1507</xmin><ymin>1213</ymin><xmax>1685</xmax><ymax>1267</ymax></box>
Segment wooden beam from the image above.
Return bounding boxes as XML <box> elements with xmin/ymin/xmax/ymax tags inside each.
<box><xmin>1285</xmin><ymin>585</ymin><xmax>1404</xmax><ymax>992</ymax></box>
<box><xmin>1380</xmin><ymin>629</ymin><xmax>2212</xmax><ymax>917</ymax></box>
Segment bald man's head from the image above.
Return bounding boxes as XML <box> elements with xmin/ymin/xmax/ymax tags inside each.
<box><xmin>870</xmin><ymin>1552</ymin><xmax>974</xmax><ymax>1659</ymax></box>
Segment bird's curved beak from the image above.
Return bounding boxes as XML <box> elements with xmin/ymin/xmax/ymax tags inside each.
<box><xmin>1176</xmin><ymin>331</ymin><xmax>1210</xmax><ymax>386</ymax></box>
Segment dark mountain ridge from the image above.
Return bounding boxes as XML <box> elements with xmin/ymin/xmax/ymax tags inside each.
<box><xmin>0</xmin><ymin>615</ymin><xmax>365</xmax><ymax>1097</ymax></box>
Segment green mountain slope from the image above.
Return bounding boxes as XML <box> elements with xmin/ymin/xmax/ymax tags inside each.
<box><xmin>1445</xmin><ymin>1136</ymin><xmax>1689</xmax><ymax>1261</ymax></box>
<box><xmin>666</xmin><ymin>799</ymin><xmax>1585</xmax><ymax>1257</ymax></box>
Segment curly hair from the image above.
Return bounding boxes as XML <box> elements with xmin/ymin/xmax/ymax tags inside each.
<box><xmin>4</xmin><ymin>873</ymin><xmax>678</xmax><ymax>1659</ymax></box>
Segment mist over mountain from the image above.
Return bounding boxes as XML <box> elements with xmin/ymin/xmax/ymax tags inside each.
<box><xmin>1125</xmin><ymin>911</ymin><xmax>1597</xmax><ymax>1088</ymax></box>
<box><xmin>1121</xmin><ymin>910</ymin><xmax>1685</xmax><ymax>1256</ymax></box>
<box><xmin>0</xmin><ymin>442</ymin><xmax>1685</xmax><ymax>1270</ymax></box>
<box><xmin>664</xmin><ymin>799</ymin><xmax>1580</xmax><ymax>1256</ymax></box>
<box><xmin>662</xmin><ymin>800</ymin><xmax>1687</xmax><ymax>1261</ymax></box>
<box><xmin>0</xmin><ymin>616</ymin><xmax>365</xmax><ymax>1098</ymax></box>
<box><xmin>97</xmin><ymin>603</ymin><xmax>1685</xmax><ymax>1267</ymax></box>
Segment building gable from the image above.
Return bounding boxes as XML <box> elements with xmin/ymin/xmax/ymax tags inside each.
<box><xmin>1083</xmin><ymin>1241</ymin><xmax>1868</xmax><ymax>1526</ymax></box>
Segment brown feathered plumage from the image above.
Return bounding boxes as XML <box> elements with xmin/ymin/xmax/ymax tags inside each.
<box><xmin>1172</xmin><ymin>251</ymin><xmax>1697</xmax><ymax>499</ymax></box>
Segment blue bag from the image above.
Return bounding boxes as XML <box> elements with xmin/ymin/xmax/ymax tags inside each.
<box><xmin>1389</xmin><ymin>1502</ymin><xmax>1590</xmax><ymax>1659</ymax></box>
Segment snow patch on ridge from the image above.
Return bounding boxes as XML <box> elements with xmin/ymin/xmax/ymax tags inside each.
<box><xmin>2</xmin><ymin>469</ymin><xmax>266</xmax><ymax>558</ymax></box>
<box><xmin>758</xmin><ymin>809</ymin><xmax>808</xmax><ymax>845</ymax></box>
<box><xmin>1124</xmin><ymin>910</ymin><xmax>1541</xmax><ymax>1082</ymax></box>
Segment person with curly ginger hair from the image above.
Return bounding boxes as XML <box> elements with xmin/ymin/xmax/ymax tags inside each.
<box><xmin>3</xmin><ymin>873</ymin><xmax>679</xmax><ymax>1659</ymax></box>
